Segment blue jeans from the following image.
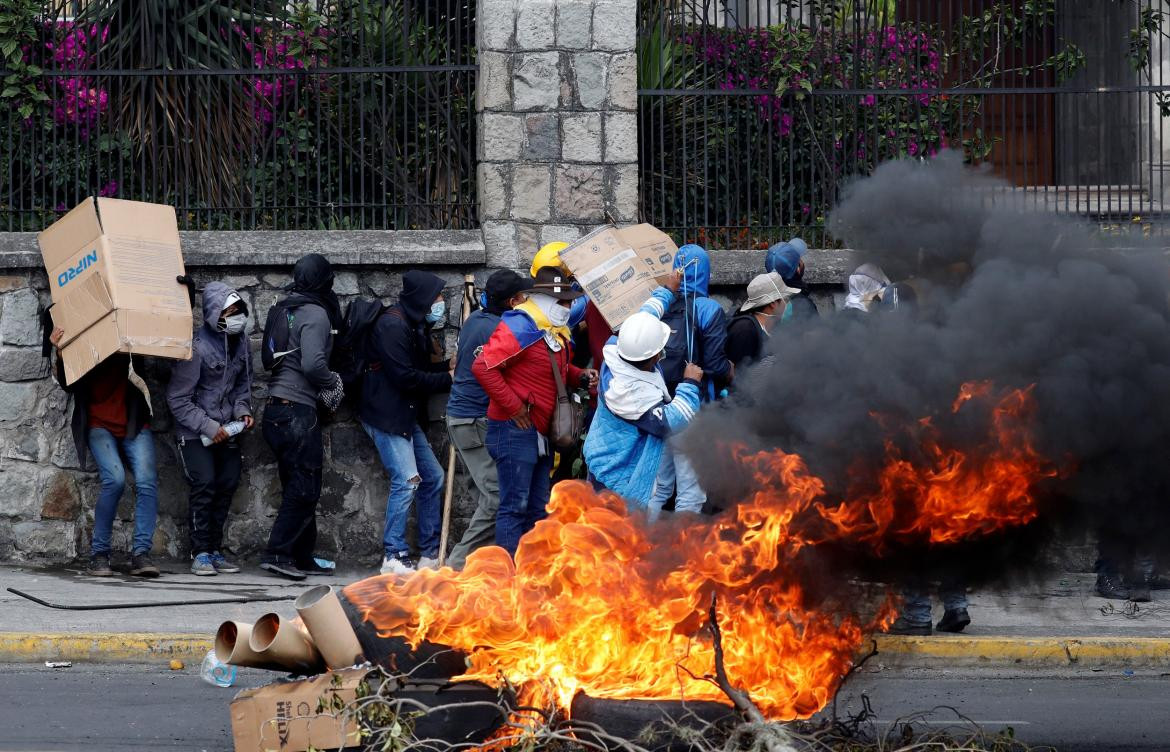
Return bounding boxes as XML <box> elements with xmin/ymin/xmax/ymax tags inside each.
<box><xmin>486</xmin><ymin>419</ymin><xmax>552</xmax><ymax>556</ymax></box>
<box><xmin>901</xmin><ymin>577</ymin><xmax>969</xmax><ymax>625</ymax></box>
<box><xmin>649</xmin><ymin>445</ymin><xmax>707</xmax><ymax>520</ymax></box>
<box><xmin>87</xmin><ymin>428</ymin><xmax>158</xmax><ymax>557</ymax></box>
<box><xmin>363</xmin><ymin>422</ymin><xmax>444</xmax><ymax>558</ymax></box>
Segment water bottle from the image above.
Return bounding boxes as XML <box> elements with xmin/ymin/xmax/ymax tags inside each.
<box><xmin>201</xmin><ymin>420</ymin><xmax>246</xmax><ymax>447</ymax></box>
<box><xmin>200</xmin><ymin>649</ymin><xmax>237</xmax><ymax>688</ymax></box>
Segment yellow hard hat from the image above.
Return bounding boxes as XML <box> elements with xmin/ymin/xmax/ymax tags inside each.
<box><xmin>530</xmin><ymin>241</ymin><xmax>571</xmax><ymax>277</ymax></box>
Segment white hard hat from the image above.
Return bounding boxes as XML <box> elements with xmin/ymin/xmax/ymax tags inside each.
<box><xmin>617</xmin><ymin>312</ymin><xmax>672</xmax><ymax>362</ymax></box>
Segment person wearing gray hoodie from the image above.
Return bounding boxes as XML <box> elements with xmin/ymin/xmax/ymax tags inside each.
<box><xmin>166</xmin><ymin>282</ymin><xmax>253</xmax><ymax>576</ymax></box>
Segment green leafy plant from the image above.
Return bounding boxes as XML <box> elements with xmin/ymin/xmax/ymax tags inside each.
<box><xmin>0</xmin><ymin>0</ymin><xmax>49</xmax><ymax>119</ymax></box>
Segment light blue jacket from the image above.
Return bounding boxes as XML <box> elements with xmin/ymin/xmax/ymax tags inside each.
<box><xmin>583</xmin><ymin>287</ymin><xmax>702</xmax><ymax>507</ymax></box>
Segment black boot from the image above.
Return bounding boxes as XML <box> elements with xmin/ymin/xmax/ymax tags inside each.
<box><xmin>1096</xmin><ymin>572</ymin><xmax>1129</xmax><ymax>600</ymax></box>
<box><xmin>936</xmin><ymin>608</ymin><xmax>971</xmax><ymax>633</ymax></box>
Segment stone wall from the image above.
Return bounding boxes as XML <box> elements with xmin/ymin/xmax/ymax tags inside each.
<box><xmin>477</xmin><ymin>0</ymin><xmax>638</xmax><ymax>267</ymax></box>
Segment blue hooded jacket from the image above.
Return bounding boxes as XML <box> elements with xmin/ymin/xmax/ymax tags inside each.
<box><xmin>166</xmin><ymin>281</ymin><xmax>253</xmax><ymax>441</ymax></box>
<box><xmin>667</xmin><ymin>244</ymin><xmax>731</xmax><ymax>398</ymax></box>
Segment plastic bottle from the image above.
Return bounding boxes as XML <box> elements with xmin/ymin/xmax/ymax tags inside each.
<box><xmin>201</xmin><ymin>420</ymin><xmax>246</xmax><ymax>447</ymax></box>
<box><xmin>200</xmin><ymin>648</ymin><xmax>237</xmax><ymax>688</ymax></box>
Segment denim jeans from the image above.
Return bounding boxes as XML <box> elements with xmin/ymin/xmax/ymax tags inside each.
<box><xmin>262</xmin><ymin>401</ymin><xmax>322</xmax><ymax>565</ymax></box>
<box><xmin>363</xmin><ymin>421</ymin><xmax>444</xmax><ymax>559</ymax></box>
<box><xmin>649</xmin><ymin>445</ymin><xmax>707</xmax><ymax>521</ymax></box>
<box><xmin>87</xmin><ymin>428</ymin><xmax>158</xmax><ymax>557</ymax></box>
<box><xmin>486</xmin><ymin>419</ymin><xmax>552</xmax><ymax>556</ymax></box>
<box><xmin>901</xmin><ymin>577</ymin><xmax>969</xmax><ymax>625</ymax></box>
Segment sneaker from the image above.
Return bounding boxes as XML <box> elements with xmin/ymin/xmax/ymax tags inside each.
<box><xmin>936</xmin><ymin>608</ymin><xmax>971</xmax><ymax>633</ymax></box>
<box><xmin>129</xmin><ymin>554</ymin><xmax>160</xmax><ymax>578</ymax></box>
<box><xmin>260</xmin><ymin>560</ymin><xmax>307</xmax><ymax>581</ymax></box>
<box><xmin>191</xmin><ymin>553</ymin><xmax>217</xmax><ymax>576</ymax></box>
<box><xmin>1096</xmin><ymin>572</ymin><xmax>1129</xmax><ymax>600</ymax></box>
<box><xmin>294</xmin><ymin>559</ymin><xmax>334</xmax><ymax>575</ymax></box>
<box><xmin>417</xmin><ymin>556</ymin><xmax>440</xmax><ymax>571</ymax></box>
<box><xmin>87</xmin><ymin>554</ymin><xmax>113</xmax><ymax>577</ymax></box>
<box><xmin>380</xmin><ymin>551</ymin><xmax>417</xmax><ymax>576</ymax></box>
<box><xmin>884</xmin><ymin>616</ymin><xmax>932</xmax><ymax>636</ymax></box>
<box><xmin>209</xmin><ymin>552</ymin><xmax>241</xmax><ymax>574</ymax></box>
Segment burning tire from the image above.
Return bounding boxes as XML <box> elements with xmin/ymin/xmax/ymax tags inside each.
<box><xmin>570</xmin><ymin>694</ymin><xmax>736</xmax><ymax>751</ymax></box>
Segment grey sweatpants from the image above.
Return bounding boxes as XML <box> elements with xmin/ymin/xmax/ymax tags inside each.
<box><xmin>446</xmin><ymin>416</ymin><xmax>501</xmax><ymax>569</ymax></box>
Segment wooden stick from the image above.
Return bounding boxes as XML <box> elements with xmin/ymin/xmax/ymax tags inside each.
<box><xmin>438</xmin><ymin>274</ymin><xmax>477</xmax><ymax>567</ymax></box>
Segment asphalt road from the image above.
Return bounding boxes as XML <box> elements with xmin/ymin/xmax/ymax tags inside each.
<box><xmin>0</xmin><ymin>663</ymin><xmax>1168</xmax><ymax>751</ymax></box>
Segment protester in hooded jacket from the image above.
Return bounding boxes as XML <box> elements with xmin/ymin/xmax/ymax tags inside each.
<box><xmin>446</xmin><ymin>270</ymin><xmax>532</xmax><ymax>570</ymax></box>
<box><xmin>765</xmin><ymin>239</ymin><xmax>819</xmax><ymax>323</ymax></box>
<box><xmin>584</xmin><ymin>274</ymin><xmax>705</xmax><ymax>510</ymax></box>
<box><xmin>362</xmin><ymin>270</ymin><xmax>454</xmax><ymax>575</ymax></box>
<box><xmin>650</xmin><ymin>244</ymin><xmax>731</xmax><ymax>516</ymax></box>
<box><xmin>841</xmin><ymin>263</ymin><xmax>891</xmax><ymax>320</ymax></box>
<box><xmin>49</xmin><ymin>336</ymin><xmax>159</xmax><ymax>579</ymax></box>
<box><xmin>261</xmin><ymin>253</ymin><xmax>344</xmax><ymax>580</ymax></box>
<box><xmin>472</xmin><ymin>267</ymin><xmax>599</xmax><ymax>556</ymax></box>
<box><xmin>166</xmin><ymin>282</ymin><xmax>252</xmax><ymax>577</ymax></box>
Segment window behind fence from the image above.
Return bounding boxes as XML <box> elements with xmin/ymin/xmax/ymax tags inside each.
<box><xmin>638</xmin><ymin>0</ymin><xmax>1170</xmax><ymax>249</ymax></box>
<box><xmin>0</xmin><ymin>0</ymin><xmax>477</xmax><ymax>232</ymax></box>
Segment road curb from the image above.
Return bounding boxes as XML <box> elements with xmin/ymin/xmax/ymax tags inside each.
<box><xmin>873</xmin><ymin>634</ymin><xmax>1170</xmax><ymax>668</ymax></box>
<box><xmin>2</xmin><ymin>631</ymin><xmax>1168</xmax><ymax>669</ymax></box>
<box><xmin>0</xmin><ymin>632</ymin><xmax>213</xmax><ymax>664</ymax></box>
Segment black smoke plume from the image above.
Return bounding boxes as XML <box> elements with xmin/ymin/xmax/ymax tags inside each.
<box><xmin>681</xmin><ymin>151</ymin><xmax>1170</xmax><ymax>584</ymax></box>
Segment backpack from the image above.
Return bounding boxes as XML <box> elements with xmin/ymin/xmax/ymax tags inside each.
<box><xmin>331</xmin><ymin>297</ymin><xmax>386</xmax><ymax>394</ymax></box>
<box><xmin>658</xmin><ymin>296</ymin><xmax>702</xmax><ymax>394</ymax></box>
<box><xmin>261</xmin><ymin>299</ymin><xmax>300</xmax><ymax>372</ymax></box>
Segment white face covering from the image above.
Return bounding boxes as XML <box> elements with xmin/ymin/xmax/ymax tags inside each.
<box><xmin>530</xmin><ymin>293</ymin><xmax>572</xmax><ymax>328</ymax></box>
<box><xmin>221</xmin><ymin>313</ymin><xmax>248</xmax><ymax>335</ymax></box>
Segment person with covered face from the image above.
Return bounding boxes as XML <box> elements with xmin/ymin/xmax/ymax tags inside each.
<box><xmin>260</xmin><ymin>253</ymin><xmax>344</xmax><ymax>580</ymax></box>
<box><xmin>445</xmin><ymin>270</ymin><xmax>532</xmax><ymax>569</ymax></box>
<box><xmin>362</xmin><ymin>270</ymin><xmax>454</xmax><ymax>575</ymax></box>
<box><xmin>166</xmin><ymin>282</ymin><xmax>253</xmax><ymax>576</ymax></box>
<box><xmin>726</xmin><ymin>271</ymin><xmax>802</xmax><ymax>373</ymax></box>
<box><xmin>765</xmin><ymin>238</ymin><xmax>819</xmax><ymax>322</ymax></box>
<box><xmin>649</xmin><ymin>244</ymin><xmax>732</xmax><ymax>516</ymax></box>
<box><xmin>472</xmin><ymin>267</ymin><xmax>599</xmax><ymax>556</ymax></box>
<box><xmin>841</xmin><ymin>263</ymin><xmax>892</xmax><ymax>319</ymax></box>
<box><xmin>584</xmin><ymin>272</ymin><xmax>704</xmax><ymax>510</ymax></box>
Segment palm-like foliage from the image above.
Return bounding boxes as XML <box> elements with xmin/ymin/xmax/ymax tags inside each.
<box><xmin>73</xmin><ymin>0</ymin><xmax>280</xmax><ymax>207</ymax></box>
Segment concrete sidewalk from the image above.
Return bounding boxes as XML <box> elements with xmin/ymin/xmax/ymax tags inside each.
<box><xmin>1</xmin><ymin>564</ymin><xmax>1168</xmax><ymax>669</ymax></box>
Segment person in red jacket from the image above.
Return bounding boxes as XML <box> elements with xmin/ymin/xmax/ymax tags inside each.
<box><xmin>472</xmin><ymin>267</ymin><xmax>599</xmax><ymax>555</ymax></box>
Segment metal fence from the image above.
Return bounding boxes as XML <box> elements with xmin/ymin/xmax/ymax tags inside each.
<box><xmin>637</xmin><ymin>0</ymin><xmax>1170</xmax><ymax>249</ymax></box>
<box><xmin>0</xmin><ymin>0</ymin><xmax>477</xmax><ymax>232</ymax></box>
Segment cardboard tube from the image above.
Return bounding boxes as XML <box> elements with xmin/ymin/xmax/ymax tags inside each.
<box><xmin>248</xmin><ymin>612</ymin><xmax>325</xmax><ymax>675</ymax></box>
<box><xmin>295</xmin><ymin>585</ymin><xmax>366</xmax><ymax>670</ymax></box>
<box><xmin>214</xmin><ymin>620</ymin><xmax>288</xmax><ymax>672</ymax></box>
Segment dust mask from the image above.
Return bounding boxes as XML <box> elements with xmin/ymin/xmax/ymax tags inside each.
<box><xmin>220</xmin><ymin>313</ymin><xmax>248</xmax><ymax>335</ymax></box>
<box><xmin>426</xmin><ymin>300</ymin><xmax>447</xmax><ymax>324</ymax></box>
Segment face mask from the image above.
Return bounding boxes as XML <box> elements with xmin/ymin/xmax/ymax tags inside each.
<box><xmin>220</xmin><ymin>313</ymin><xmax>248</xmax><ymax>335</ymax></box>
<box><xmin>426</xmin><ymin>300</ymin><xmax>446</xmax><ymax>324</ymax></box>
<box><xmin>546</xmin><ymin>303</ymin><xmax>571</xmax><ymax>328</ymax></box>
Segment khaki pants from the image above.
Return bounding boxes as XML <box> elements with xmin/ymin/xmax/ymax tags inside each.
<box><xmin>446</xmin><ymin>416</ymin><xmax>500</xmax><ymax>569</ymax></box>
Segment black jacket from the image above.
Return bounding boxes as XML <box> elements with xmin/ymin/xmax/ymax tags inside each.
<box><xmin>359</xmin><ymin>271</ymin><xmax>453</xmax><ymax>437</ymax></box>
<box><xmin>54</xmin><ymin>352</ymin><xmax>151</xmax><ymax>470</ymax></box>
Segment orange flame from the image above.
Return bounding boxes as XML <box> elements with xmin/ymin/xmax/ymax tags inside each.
<box><xmin>344</xmin><ymin>383</ymin><xmax>1055</xmax><ymax>720</ymax></box>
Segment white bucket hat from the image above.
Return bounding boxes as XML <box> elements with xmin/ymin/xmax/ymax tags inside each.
<box><xmin>740</xmin><ymin>272</ymin><xmax>801</xmax><ymax>312</ymax></box>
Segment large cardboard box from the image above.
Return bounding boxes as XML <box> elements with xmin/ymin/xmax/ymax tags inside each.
<box><xmin>558</xmin><ymin>224</ymin><xmax>678</xmax><ymax>329</ymax></box>
<box><xmin>230</xmin><ymin>668</ymin><xmax>367</xmax><ymax>752</ymax></box>
<box><xmin>38</xmin><ymin>197</ymin><xmax>193</xmax><ymax>384</ymax></box>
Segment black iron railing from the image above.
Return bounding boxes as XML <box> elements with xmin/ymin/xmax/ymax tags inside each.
<box><xmin>0</xmin><ymin>0</ymin><xmax>477</xmax><ymax>231</ymax></box>
<box><xmin>638</xmin><ymin>0</ymin><xmax>1170</xmax><ymax>249</ymax></box>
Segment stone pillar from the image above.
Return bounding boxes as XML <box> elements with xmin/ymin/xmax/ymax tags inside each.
<box><xmin>477</xmin><ymin>0</ymin><xmax>638</xmax><ymax>270</ymax></box>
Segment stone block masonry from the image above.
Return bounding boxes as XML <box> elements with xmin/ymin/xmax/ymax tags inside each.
<box><xmin>477</xmin><ymin>0</ymin><xmax>638</xmax><ymax>269</ymax></box>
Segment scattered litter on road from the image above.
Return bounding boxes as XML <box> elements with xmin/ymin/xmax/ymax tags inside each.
<box><xmin>170</xmin><ymin>659</ymin><xmax>185</xmax><ymax>671</ymax></box>
<box><xmin>44</xmin><ymin>661</ymin><xmax>71</xmax><ymax>668</ymax></box>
